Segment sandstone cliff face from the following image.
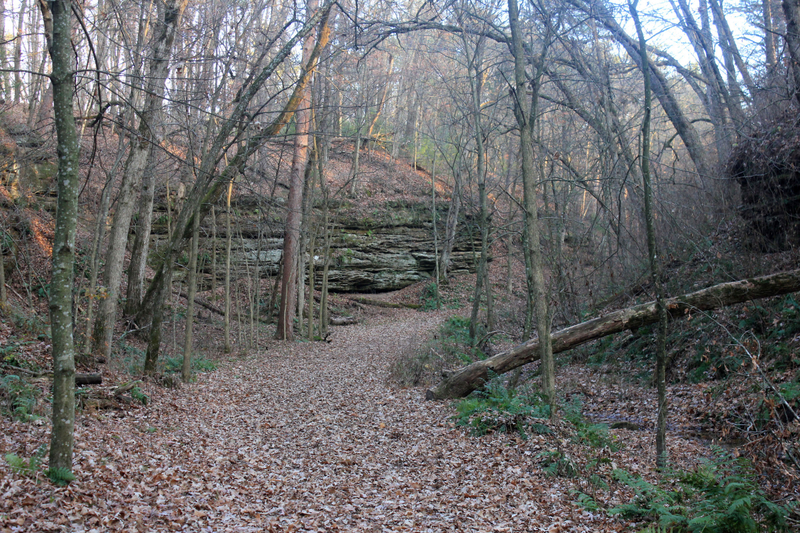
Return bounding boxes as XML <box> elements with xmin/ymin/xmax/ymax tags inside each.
<box><xmin>154</xmin><ymin>197</ymin><xmax>480</xmax><ymax>293</ymax></box>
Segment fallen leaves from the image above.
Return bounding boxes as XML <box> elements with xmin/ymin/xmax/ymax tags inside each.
<box><xmin>2</xmin><ymin>306</ymin><xmax>795</xmax><ymax>531</ymax></box>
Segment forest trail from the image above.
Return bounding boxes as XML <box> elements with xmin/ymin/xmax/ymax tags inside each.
<box><xmin>2</xmin><ymin>308</ymin><xmax>624</xmax><ymax>532</ymax></box>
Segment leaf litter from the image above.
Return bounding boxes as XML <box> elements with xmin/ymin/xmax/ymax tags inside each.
<box><xmin>1</xmin><ymin>306</ymin><xmax>794</xmax><ymax>532</ymax></box>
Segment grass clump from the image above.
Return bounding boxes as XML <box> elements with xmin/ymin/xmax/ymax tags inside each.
<box><xmin>610</xmin><ymin>448</ymin><xmax>795</xmax><ymax>532</ymax></box>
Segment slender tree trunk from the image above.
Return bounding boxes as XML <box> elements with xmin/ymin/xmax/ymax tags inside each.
<box><xmin>41</xmin><ymin>0</ymin><xmax>79</xmax><ymax>477</ymax></box>
<box><xmin>630</xmin><ymin>0</ymin><xmax>669</xmax><ymax>468</ymax></box>
<box><xmin>440</xmin><ymin>172</ymin><xmax>461</xmax><ymax>282</ymax></box>
<box><xmin>277</xmin><ymin>0</ymin><xmax>323</xmax><ymax>341</ymax></box>
<box><xmin>182</xmin><ymin>206</ymin><xmax>200</xmax><ymax>382</ymax></box>
<box><xmin>509</xmin><ymin>0</ymin><xmax>556</xmax><ymax>414</ymax></box>
<box><xmin>211</xmin><ymin>206</ymin><xmax>217</xmax><ymax>294</ymax></box>
<box><xmin>0</xmin><ymin>220</ymin><xmax>6</xmax><ymax>307</ymax></box>
<box><xmin>124</xmin><ymin>151</ymin><xmax>157</xmax><ymax>315</ymax></box>
<box><xmin>467</xmin><ymin>36</ymin><xmax>489</xmax><ymax>345</ymax></box>
<box><xmin>13</xmin><ymin>0</ymin><xmax>25</xmax><ymax>104</ymax></box>
<box><xmin>783</xmin><ymin>0</ymin><xmax>800</xmax><ymax>104</ymax></box>
<box><xmin>431</xmin><ymin>140</ymin><xmax>441</xmax><ymax>309</ymax></box>
<box><xmin>224</xmin><ymin>180</ymin><xmax>233</xmax><ymax>352</ymax></box>
<box><xmin>764</xmin><ymin>0</ymin><xmax>777</xmax><ymax>70</ymax></box>
<box><xmin>93</xmin><ymin>0</ymin><xmax>187</xmax><ymax>360</ymax></box>
<box><xmin>138</xmin><ymin>4</ymin><xmax>332</xmax><ymax>368</ymax></box>
<box><xmin>0</xmin><ymin>0</ymin><xmax>6</xmax><ymax>100</ymax></box>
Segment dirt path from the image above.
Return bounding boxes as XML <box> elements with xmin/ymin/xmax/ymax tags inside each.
<box><xmin>1</xmin><ymin>308</ymin><xmax>624</xmax><ymax>532</ymax></box>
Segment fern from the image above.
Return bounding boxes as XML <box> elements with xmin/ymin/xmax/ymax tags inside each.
<box><xmin>611</xmin><ymin>450</ymin><xmax>795</xmax><ymax>532</ymax></box>
<box><xmin>453</xmin><ymin>379</ymin><xmax>549</xmax><ymax>438</ymax></box>
<box><xmin>4</xmin><ymin>444</ymin><xmax>46</xmax><ymax>478</ymax></box>
<box><xmin>45</xmin><ymin>467</ymin><xmax>75</xmax><ymax>486</ymax></box>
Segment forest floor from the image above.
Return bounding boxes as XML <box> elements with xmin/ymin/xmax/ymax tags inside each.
<box><xmin>6</xmin><ymin>297</ymin><xmax>797</xmax><ymax>532</ymax></box>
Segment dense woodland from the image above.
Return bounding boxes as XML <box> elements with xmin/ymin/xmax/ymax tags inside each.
<box><xmin>1</xmin><ymin>0</ymin><xmax>800</xmax><ymax>530</ymax></box>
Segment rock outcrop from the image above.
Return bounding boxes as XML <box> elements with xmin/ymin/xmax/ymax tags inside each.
<box><xmin>152</xmin><ymin>197</ymin><xmax>480</xmax><ymax>293</ymax></box>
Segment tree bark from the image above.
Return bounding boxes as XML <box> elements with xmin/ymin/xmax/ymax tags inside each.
<box><xmin>427</xmin><ymin>269</ymin><xmax>800</xmax><ymax>400</ymax></box>
<box><xmin>124</xmin><ymin>151</ymin><xmax>157</xmax><ymax>315</ymax></box>
<box><xmin>782</xmin><ymin>0</ymin><xmax>800</xmax><ymax>104</ymax></box>
<box><xmin>630</xmin><ymin>0</ymin><xmax>669</xmax><ymax>467</ymax></box>
<box><xmin>277</xmin><ymin>0</ymin><xmax>324</xmax><ymax>341</ymax></box>
<box><xmin>181</xmin><ymin>204</ymin><xmax>200</xmax><ymax>382</ymax></box>
<box><xmin>508</xmin><ymin>0</ymin><xmax>556</xmax><ymax>412</ymax></box>
<box><xmin>41</xmin><ymin>0</ymin><xmax>79</xmax><ymax>477</ymax></box>
<box><xmin>93</xmin><ymin>0</ymin><xmax>187</xmax><ymax>360</ymax></box>
<box><xmin>224</xmin><ymin>180</ymin><xmax>233</xmax><ymax>352</ymax></box>
<box><xmin>134</xmin><ymin>4</ymin><xmax>331</xmax><ymax>368</ymax></box>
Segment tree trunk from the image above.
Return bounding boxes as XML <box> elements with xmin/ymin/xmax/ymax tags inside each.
<box><xmin>276</xmin><ymin>0</ymin><xmax>322</xmax><ymax>341</ymax></box>
<box><xmin>181</xmin><ymin>206</ymin><xmax>200</xmax><ymax>382</ymax></box>
<box><xmin>138</xmin><ymin>4</ymin><xmax>332</xmax><ymax>368</ymax></box>
<box><xmin>124</xmin><ymin>152</ymin><xmax>157</xmax><ymax>315</ymax></box>
<box><xmin>92</xmin><ymin>0</ymin><xmax>188</xmax><ymax>360</ymax></box>
<box><xmin>427</xmin><ymin>269</ymin><xmax>800</xmax><ymax>400</ymax></box>
<box><xmin>224</xmin><ymin>180</ymin><xmax>233</xmax><ymax>352</ymax></box>
<box><xmin>439</xmin><ymin>172</ymin><xmax>461</xmax><ymax>282</ymax></box>
<box><xmin>42</xmin><ymin>0</ymin><xmax>79</xmax><ymax>477</ymax></box>
<box><xmin>509</xmin><ymin>0</ymin><xmax>555</xmax><ymax>413</ymax></box>
<box><xmin>782</xmin><ymin>0</ymin><xmax>800</xmax><ymax>104</ymax></box>
<box><xmin>631</xmin><ymin>0</ymin><xmax>669</xmax><ymax>468</ymax></box>
<box><xmin>13</xmin><ymin>0</ymin><xmax>25</xmax><ymax>104</ymax></box>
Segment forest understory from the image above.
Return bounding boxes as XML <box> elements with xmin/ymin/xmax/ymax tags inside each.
<box><xmin>1</xmin><ymin>264</ymin><xmax>798</xmax><ymax>532</ymax></box>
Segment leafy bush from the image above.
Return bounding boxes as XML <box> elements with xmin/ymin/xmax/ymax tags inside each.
<box><xmin>538</xmin><ymin>449</ymin><xmax>577</xmax><ymax>477</ymax></box>
<box><xmin>610</xmin><ymin>449</ymin><xmax>794</xmax><ymax>532</ymax></box>
<box><xmin>562</xmin><ymin>395</ymin><xmax>620</xmax><ymax>451</ymax></box>
<box><xmin>390</xmin><ymin>315</ymin><xmax>484</xmax><ymax>386</ymax></box>
<box><xmin>438</xmin><ymin>316</ymin><xmax>485</xmax><ymax>364</ymax></box>
<box><xmin>453</xmin><ymin>380</ymin><xmax>550</xmax><ymax>438</ymax></box>
<box><xmin>46</xmin><ymin>466</ymin><xmax>75</xmax><ymax>486</ymax></box>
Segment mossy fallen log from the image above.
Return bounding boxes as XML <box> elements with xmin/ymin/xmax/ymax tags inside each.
<box><xmin>426</xmin><ymin>269</ymin><xmax>800</xmax><ymax>400</ymax></box>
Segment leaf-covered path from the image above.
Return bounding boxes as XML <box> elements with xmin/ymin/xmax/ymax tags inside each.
<box><xmin>2</xmin><ymin>309</ymin><xmax>625</xmax><ymax>532</ymax></box>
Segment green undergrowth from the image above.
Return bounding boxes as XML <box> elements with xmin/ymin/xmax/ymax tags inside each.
<box><xmin>0</xmin><ymin>373</ymin><xmax>39</xmax><ymax>421</ymax></box>
<box><xmin>584</xmin><ymin>295</ymin><xmax>800</xmax><ymax>385</ymax></box>
<box><xmin>608</xmin><ymin>448</ymin><xmax>795</xmax><ymax>532</ymax></box>
<box><xmin>5</xmin><ymin>443</ymin><xmax>76</xmax><ymax>486</ymax></box>
<box><xmin>450</xmin><ymin>386</ymin><xmax>793</xmax><ymax>531</ymax></box>
<box><xmin>164</xmin><ymin>354</ymin><xmax>218</xmax><ymax>374</ymax></box>
<box><xmin>453</xmin><ymin>379</ymin><xmax>551</xmax><ymax>438</ymax></box>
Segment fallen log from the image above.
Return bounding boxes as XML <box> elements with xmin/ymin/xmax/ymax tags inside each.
<box><xmin>75</xmin><ymin>373</ymin><xmax>102</xmax><ymax>386</ymax></box>
<box><xmin>330</xmin><ymin>316</ymin><xmax>358</xmax><ymax>326</ymax></box>
<box><xmin>1</xmin><ymin>365</ymin><xmax>102</xmax><ymax>385</ymax></box>
<box><xmin>426</xmin><ymin>269</ymin><xmax>800</xmax><ymax>400</ymax></box>
<box><xmin>350</xmin><ymin>296</ymin><xmax>421</xmax><ymax>309</ymax></box>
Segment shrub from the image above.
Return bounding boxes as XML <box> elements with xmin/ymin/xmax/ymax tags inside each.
<box><xmin>419</xmin><ymin>282</ymin><xmax>441</xmax><ymax>311</ymax></box>
<box><xmin>164</xmin><ymin>354</ymin><xmax>218</xmax><ymax>375</ymax></box>
<box><xmin>389</xmin><ymin>315</ymin><xmax>484</xmax><ymax>386</ymax></box>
